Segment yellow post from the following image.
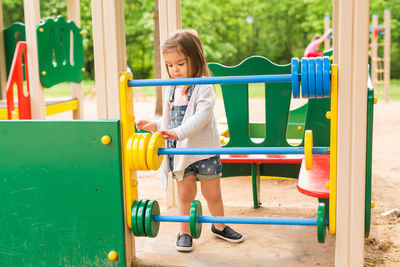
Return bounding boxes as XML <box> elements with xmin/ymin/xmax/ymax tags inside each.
<box><xmin>119</xmin><ymin>72</ymin><xmax>138</xmax><ymax>228</ymax></box>
<box><xmin>329</xmin><ymin>64</ymin><xmax>338</xmax><ymax>235</ymax></box>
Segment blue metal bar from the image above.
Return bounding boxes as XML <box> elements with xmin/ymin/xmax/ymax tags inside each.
<box><xmin>152</xmin><ymin>215</ymin><xmax>317</xmax><ymax>226</ymax></box>
<box><xmin>158</xmin><ymin>147</ymin><xmax>330</xmax><ymax>155</ymax></box>
<box><xmin>128</xmin><ymin>74</ymin><xmax>294</xmax><ymax>87</ymax></box>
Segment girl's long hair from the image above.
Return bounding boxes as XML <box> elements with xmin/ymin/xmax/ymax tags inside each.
<box><xmin>162</xmin><ymin>29</ymin><xmax>210</xmax><ymax>78</ymax></box>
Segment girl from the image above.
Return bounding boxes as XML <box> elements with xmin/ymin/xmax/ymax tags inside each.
<box><xmin>136</xmin><ymin>29</ymin><xmax>243</xmax><ymax>252</ymax></box>
<box><xmin>304</xmin><ymin>28</ymin><xmax>332</xmax><ymax>57</ymax></box>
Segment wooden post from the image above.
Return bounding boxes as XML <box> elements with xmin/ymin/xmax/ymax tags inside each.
<box><xmin>24</xmin><ymin>0</ymin><xmax>46</xmax><ymax>119</ymax></box>
<box><xmin>156</xmin><ymin>0</ymin><xmax>181</xmax><ymax>208</ymax></box>
<box><xmin>0</xmin><ymin>0</ymin><xmax>7</xmax><ymax>100</ymax></box>
<box><xmin>370</xmin><ymin>14</ymin><xmax>378</xmax><ymax>89</ymax></box>
<box><xmin>67</xmin><ymin>0</ymin><xmax>84</xmax><ymax>119</ymax></box>
<box><xmin>384</xmin><ymin>9</ymin><xmax>390</xmax><ymax>102</ymax></box>
<box><xmin>154</xmin><ymin>0</ymin><xmax>162</xmax><ymax>116</ymax></box>
<box><xmin>324</xmin><ymin>15</ymin><xmax>331</xmax><ymax>51</ymax></box>
<box><xmin>334</xmin><ymin>0</ymin><xmax>369</xmax><ymax>266</ymax></box>
<box><xmin>91</xmin><ymin>0</ymin><xmax>135</xmax><ymax>264</ymax></box>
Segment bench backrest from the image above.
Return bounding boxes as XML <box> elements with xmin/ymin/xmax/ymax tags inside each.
<box><xmin>208</xmin><ymin>56</ymin><xmax>330</xmax><ymax>148</ymax></box>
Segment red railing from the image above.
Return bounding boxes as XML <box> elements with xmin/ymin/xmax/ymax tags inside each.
<box><xmin>6</xmin><ymin>41</ymin><xmax>31</xmax><ymax>119</ymax></box>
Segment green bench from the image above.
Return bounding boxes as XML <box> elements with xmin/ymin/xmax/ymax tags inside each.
<box><xmin>208</xmin><ymin>56</ymin><xmax>331</xmax><ymax>208</ymax></box>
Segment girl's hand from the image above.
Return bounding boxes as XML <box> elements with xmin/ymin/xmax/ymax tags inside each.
<box><xmin>136</xmin><ymin>120</ymin><xmax>157</xmax><ymax>132</ymax></box>
<box><xmin>159</xmin><ymin>129</ymin><xmax>178</xmax><ymax>140</ymax></box>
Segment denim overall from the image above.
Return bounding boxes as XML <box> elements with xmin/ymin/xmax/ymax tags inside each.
<box><xmin>167</xmin><ymin>86</ymin><xmax>222</xmax><ymax>179</ymax></box>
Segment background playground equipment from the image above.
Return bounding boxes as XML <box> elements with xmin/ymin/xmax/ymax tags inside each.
<box><xmin>0</xmin><ymin>16</ymin><xmax>85</xmax><ymax>119</ymax></box>
<box><xmin>370</xmin><ymin>10</ymin><xmax>391</xmax><ymax>102</ymax></box>
<box><xmin>324</xmin><ymin>10</ymin><xmax>391</xmax><ymax>102</ymax></box>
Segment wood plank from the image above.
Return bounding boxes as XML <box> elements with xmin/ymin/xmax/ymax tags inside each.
<box><xmin>23</xmin><ymin>0</ymin><xmax>45</xmax><ymax>119</ymax></box>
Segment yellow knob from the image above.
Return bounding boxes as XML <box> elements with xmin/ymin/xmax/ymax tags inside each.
<box><xmin>101</xmin><ymin>135</ymin><xmax>111</xmax><ymax>145</ymax></box>
<box><xmin>108</xmin><ymin>250</ymin><xmax>118</xmax><ymax>261</ymax></box>
<box><xmin>41</xmin><ymin>71</ymin><xmax>46</xmax><ymax>76</ymax></box>
<box><xmin>325</xmin><ymin>181</ymin><xmax>330</xmax><ymax>189</ymax></box>
<box><xmin>132</xmin><ymin>180</ymin><xmax>138</xmax><ymax>186</ymax></box>
<box><xmin>297</xmin><ymin>126</ymin><xmax>302</xmax><ymax>131</ymax></box>
<box><xmin>39</xmin><ymin>28</ymin><xmax>44</xmax><ymax>32</ymax></box>
<box><xmin>374</xmin><ymin>97</ymin><xmax>378</xmax><ymax>104</ymax></box>
<box><xmin>80</xmin><ymin>30</ymin><xmax>84</xmax><ymax>35</ymax></box>
<box><xmin>326</xmin><ymin>111</ymin><xmax>331</xmax><ymax>119</ymax></box>
<box><xmin>329</xmin><ymin>55</ymin><xmax>333</xmax><ymax>61</ymax></box>
<box><xmin>371</xmin><ymin>201</ymin><xmax>375</xmax><ymax>209</ymax></box>
<box><xmin>81</xmin><ymin>67</ymin><xmax>86</xmax><ymax>72</ymax></box>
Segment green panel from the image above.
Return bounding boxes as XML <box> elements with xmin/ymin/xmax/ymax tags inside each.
<box><xmin>286</xmin><ymin>104</ymin><xmax>307</xmax><ymax>140</ymax></box>
<box><xmin>303</xmin><ymin>98</ymin><xmax>331</xmax><ymax>147</ymax></box>
<box><xmin>323</xmin><ymin>48</ymin><xmax>333</xmax><ymax>57</ymax></box>
<box><xmin>365</xmin><ymin>75</ymin><xmax>374</xmax><ymax>237</ymax></box>
<box><xmin>0</xmin><ymin>121</ymin><xmax>125</xmax><ymax>266</ymax></box>
<box><xmin>221</xmin><ymin>163</ymin><xmax>300</xmax><ymax>179</ymax></box>
<box><xmin>259</xmin><ymin>163</ymin><xmax>300</xmax><ymax>178</ymax></box>
<box><xmin>3</xmin><ymin>22</ymin><xmax>26</xmax><ymax>78</ymax></box>
<box><xmin>37</xmin><ymin>16</ymin><xmax>84</xmax><ymax>88</ymax></box>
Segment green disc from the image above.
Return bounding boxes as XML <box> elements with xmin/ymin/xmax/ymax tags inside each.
<box><xmin>145</xmin><ymin>200</ymin><xmax>160</xmax><ymax>238</ymax></box>
<box><xmin>136</xmin><ymin>199</ymin><xmax>149</xmax><ymax>237</ymax></box>
<box><xmin>189</xmin><ymin>200</ymin><xmax>202</xmax><ymax>239</ymax></box>
<box><xmin>317</xmin><ymin>202</ymin><xmax>326</xmax><ymax>243</ymax></box>
<box><xmin>131</xmin><ymin>200</ymin><xmax>142</xmax><ymax>236</ymax></box>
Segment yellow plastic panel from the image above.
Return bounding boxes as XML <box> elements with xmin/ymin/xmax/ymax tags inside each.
<box><xmin>329</xmin><ymin>64</ymin><xmax>338</xmax><ymax>235</ymax></box>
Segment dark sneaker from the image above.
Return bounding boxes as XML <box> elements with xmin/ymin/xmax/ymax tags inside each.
<box><xmin>176</xmin><ymin>233</ymin><xmax>193</xmax><ymax>252</ymax></box>
<box><xmin>211</xmin><ymin>224</ymin><xmax>244</xmax><ymax>243</ymax></box>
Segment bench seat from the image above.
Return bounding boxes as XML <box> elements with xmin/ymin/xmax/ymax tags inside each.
<box><xmin>297</xmin><ymin>154</ymin><xmax>330</xmax><ymax>199</ymax></box>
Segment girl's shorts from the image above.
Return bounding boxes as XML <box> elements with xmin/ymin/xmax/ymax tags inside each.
<box><xmin>171</xmin><ymin>155</ymin><xmax>222</xmax><ymax>179</ymax></box>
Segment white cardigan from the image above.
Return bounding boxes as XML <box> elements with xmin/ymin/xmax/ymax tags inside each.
<box><xmin>155</xmin><ymin>84</ymin><xmax>221</xmax><ymax>190</ymax></box>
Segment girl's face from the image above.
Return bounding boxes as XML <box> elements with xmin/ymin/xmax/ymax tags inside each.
<box><xmin>163</xmin><ymin>50</ymin><xmax>190</xmax><ymax>79</ymax></box>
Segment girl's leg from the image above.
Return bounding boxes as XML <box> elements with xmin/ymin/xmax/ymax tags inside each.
<box><xmin>200</xmin><ymin>178</ymin><xmax>225</xmax><ymax>230</ymax></box>
<box><xmin>176</xmin><ymin>175</ymin><xmax>197</xmax><ymax>234</ymax></box>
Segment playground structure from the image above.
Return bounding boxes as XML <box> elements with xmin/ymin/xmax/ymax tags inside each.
<box><xmin>0</xmin><ymin>2</ymin><xmax>85</xmax><ymax>119</ymax></box>
<box><xmin>0</xmin><ymin>0</ymin><xmax>373</xmax><ymax>266</ymax></box>
<box><xmin>370</xmin><ymin>10</ymin><xmax>391</xmax><ymax>102</ymax></box>
<box><xmin>324</xmin><ymin>10</ymin><xmax>391</xmax><ymax>101</ymax></box>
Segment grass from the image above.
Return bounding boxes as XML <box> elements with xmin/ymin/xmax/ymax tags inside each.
<box><xmin>40</xmin><ymin>79</ymin><xmax>400</xmax><ymax>100</ymax></box>
<box><xmin>375</xmin><ymin>79</ymin><xmax>400</xmax><ymax>100</ymax></box>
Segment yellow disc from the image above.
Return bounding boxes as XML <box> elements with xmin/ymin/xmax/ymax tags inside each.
<box><xmin>325</xmin><ymin>181</ymin><xmax>330</xmax><ymax>189</ymax></box>
<box><xmin>101</xmin><ymin>135</ymin><xmax>112</xmax><ymax>145</ymax></box>
<box><xmin>108</xmin><ymin>250</ymin><xmax>118</xmax><ymax>261</ymax></box>
<box><xmin>147</xmin><ymin>132</ymin><xmax>165</xmax><ymax>170</ymax></box>
<box><xmin>304</xmin><ymin>130</ymin><xmax>313</xmax><ymax>170</ymax></box>
<box><xmin>138</xmin><ymin>133</ymin><xmax>151</xmax><ymax>170</ymax></box>
<box><xmin>132</xmin><ymin>134</ymin><xmax>142</xmax><ymax>170</ymax></box>
<box><xmin>297</xmin><ymin>125</ymin><xmax>302</xmax><ymax>131</ymax></box>
<box><xmin>326</xmin><ymin>111</ymin><xmax>331</xmax><ymax>119</ymax></box>
<box><xmin>371</xmin><ymin>201</ymin><xmax>375</xmax><ymax>209</ymax></box>
<box><xmin>126</xmin><ymin>135</ymin><xmax>134</xmax><ymax>170</ymax></box>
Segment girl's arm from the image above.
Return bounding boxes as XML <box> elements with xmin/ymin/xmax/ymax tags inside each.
<box><xmin>173</xmin><ymin>84</ymin><xmax>214</xmax><ymax>140</ymax></box>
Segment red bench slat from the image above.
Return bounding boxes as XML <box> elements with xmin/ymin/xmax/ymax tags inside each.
<box><xmin>297</xmin><ymin>154</ymin><xmax>330</xmax><ymax>199</ymax></box>
<box><xmin>220</xmin><ymin>154</ymin><xmax>304</xmax><ymax>164</ymax></box>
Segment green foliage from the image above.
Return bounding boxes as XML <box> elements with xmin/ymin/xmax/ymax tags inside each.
<box><xmin>1</xmin><ymin>0</ymin><xmax>399</xmax><ymax>80</ymax></box>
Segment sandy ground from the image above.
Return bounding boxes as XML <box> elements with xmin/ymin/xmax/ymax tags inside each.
<box><xmin>52</xmin><ymin>96</ymin><xmax>400</xmax><ymax>266</ymax></box>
